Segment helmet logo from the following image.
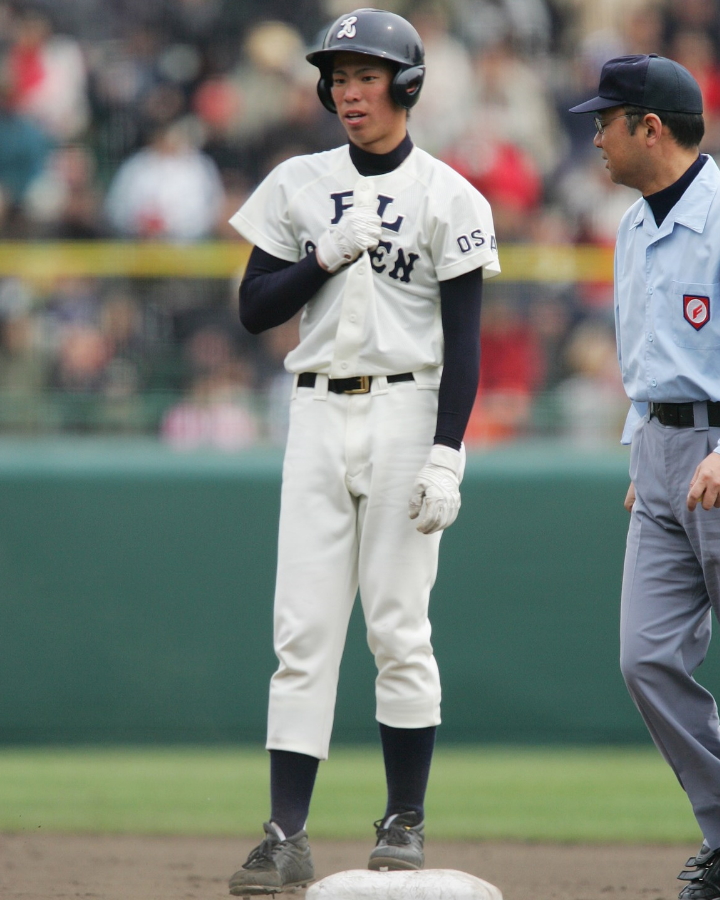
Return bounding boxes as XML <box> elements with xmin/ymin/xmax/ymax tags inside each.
<box><xmin>336</xmin><ymin>15</ymin><xmax>358</xmax><ymax>39</ymax></box>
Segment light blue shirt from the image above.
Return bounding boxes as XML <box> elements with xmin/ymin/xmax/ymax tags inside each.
<box><xmin>615</xmin><ymin>155</ymin><xmax>720</xmax><ymax>444</ymax></box>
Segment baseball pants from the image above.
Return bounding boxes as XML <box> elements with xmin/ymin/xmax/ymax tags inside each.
<box><xmin>266</xmin><ymin>373</ymin><xmax>443</xmax><ymax>761</ymax></box>
<box><xmin>621</xmin><ymin>414</ymin><xmax>720</xmax><ymax>848</ymax></box>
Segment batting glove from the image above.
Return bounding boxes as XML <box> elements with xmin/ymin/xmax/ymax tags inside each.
<box><xmin>316</xmin><ymin>178</ymin><xmax>381</xmax><ymax>273</ymax></box>
<box><xmin>409</xmin><ymin>444</ymin><xmax>466</xmax><ymax>535</ymax></box>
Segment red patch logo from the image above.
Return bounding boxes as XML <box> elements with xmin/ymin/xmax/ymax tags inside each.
<box><xmin>684</xmin><ymin>294</ymin><xmax>710</xmax><ymax>330</ymax></box>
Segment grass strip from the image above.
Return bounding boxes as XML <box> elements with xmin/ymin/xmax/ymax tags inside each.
<box><xmin>0</xmin><ymin>745</ymin><xmax>699</xmax><ymax>843</ymax></box>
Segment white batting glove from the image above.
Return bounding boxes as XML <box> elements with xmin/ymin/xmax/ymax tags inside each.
<box><xmin>409</xmin><ymin>444</ymin><xmax>466</xmax><ymax>534</ymax></box>
<box><xmin>316</xmin><ymin>178</ymin><xmax>381</xmax><ymax>273</ymax></box>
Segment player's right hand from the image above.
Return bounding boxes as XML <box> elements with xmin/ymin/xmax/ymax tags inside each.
<box><xmin>316</xmin><ymin>206</ymin><xmax>382</xmax><ymax>273</ymax></box>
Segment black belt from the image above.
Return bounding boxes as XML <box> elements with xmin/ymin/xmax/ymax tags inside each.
<box><xmin>649</xmin><ymin>401</ymin><xmax>720</xmax><ymax>428</ymax></box>
<box><xmin>297</xmin><ymin>372</ymin><xmax>414</xmax><ymax>395</ymax></box>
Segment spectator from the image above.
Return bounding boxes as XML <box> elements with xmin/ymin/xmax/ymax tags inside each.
<box><xmin>50</xmin><ymin>322</ymin><xmax>111</xmax><ymax>394</ymax></box>
<box><xmin>88</xmin><ymin>27</ymin><xmax>172</xmax><ymax>178</ymax></box>
<box><xmin>241</xmin><ymin>74</ymin><xmax>346</xmax><ymax>184</ymax></box>
<box><xmin>621</xmin><ymin>4</ymin><xmax>666</xmax><ymax>56</ymax></box>
<box><xmin>24</xmin><ymin>144</ymin><xmax>105</xmax><ymax>238</ymax></box>
<box><xmin>226</xmin><ymin>21</ymin><xmax>308</xmax><ymax>149</ymax></box>
<box><xmin>104</xmin><ymin>119</ymin><xmax>225</xmax><ymax>239</ymax></box>
<box><xmin>469</xmin><ymin>37</ymin><xmax>567</xmax><ymax>179</ymax></box>
<box><xmin>160</xmin><ymin>363</ymin><xmax>259</xmax><ymax>450</ymax></box>
<box><xmin>8</xmin><ymin>7</ymin><xmax>89</xmax><ymax>142</ymax></box>
<box><xmin>451</xmin><ymin>0</ymin><xmax>554</xmax><ymax>56</ymax></box>
<box><xmin>403</xmin><ymin>1</ymin><xmax>477</xmax><ymax>157</ymax></box>
<box><xmin>553</xmin><ymin>319</ymin><xmax>629</xmax><ymax>447</ymax></box>
<box><xmin>443</xmin><ymin>131</ymin><xmax>543</xmax><ymax>241</ymax></box>
<box><xmin>0</xmin><ymin>278</ymin><xmax>48</xmax><ymax>398</ymax></box>
<box><xmin>667</xmin><ymin>29</ymin><xmax>720</xmax><ymax>154</ymax></box>
<box><xmin>552</xmin><ymin>0</ymin><xmax>664</xmax><ymax>56</ymax></box>
<box><xmin>661</xmin><ymin>0</ymin><xmax>720</xmax><ymax>58</ymax></box>
<box><xmin>555</xmin><ymin>152</ymin><xmax>638</xmax><ymax>244</ymax></box>
<box><xmin>0</xmin><ymin>60</ymin><xmax>52</xmax><ymax>215</ymax></box>
<box><xmin>464</xmin><ymin>295</ymin><xmax>545</xmax><ymax>445</ymax></box>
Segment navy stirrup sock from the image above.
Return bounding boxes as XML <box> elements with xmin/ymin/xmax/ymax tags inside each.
<box><xmin>379</xmin><ymin>723</ymin><xmax>437</xmax><ymax>821</ymax></box>
<box><xmin>269</xmin><ymin>749</ymin><xmax>320</xmax><ymax>837</ymax></box>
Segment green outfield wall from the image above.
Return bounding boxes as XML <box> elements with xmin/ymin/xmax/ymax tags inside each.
<box><xmin>2</xmin><ymin>438</ymin><xmax>717</xmax><ymax>746</ymax></box>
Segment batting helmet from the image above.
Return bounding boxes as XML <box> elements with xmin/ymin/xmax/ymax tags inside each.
<box><xmin>306</xmin><ymin>8</ymin><xmax>425</xmax><ymax>114</ymax></box>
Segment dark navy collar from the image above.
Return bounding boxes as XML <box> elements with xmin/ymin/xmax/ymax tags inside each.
<box><xmin>349</xmin><ymin>133</ymin><xmax>413</xmax><ymax>176</ymax></box>
<box><xmin>645</xmin><ymin>154</ymin><xmax>708</xmax><ymax>226</ymax></box>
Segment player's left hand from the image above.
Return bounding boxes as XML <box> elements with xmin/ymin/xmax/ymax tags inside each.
<box><xmin>409</xmin><ymin>444</ymin><xmax>466</xmax><ymax>534</ymax></box>
<box><xmin>687</xmin><ymin>451</ymin><xmax>720</xmax><ymax>510</ymax></box>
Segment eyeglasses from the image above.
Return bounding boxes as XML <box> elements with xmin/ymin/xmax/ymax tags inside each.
<box><xmin>593</xmin><ymin>113</ymin><xmax>633</xmax><ymax>135</ymax></box>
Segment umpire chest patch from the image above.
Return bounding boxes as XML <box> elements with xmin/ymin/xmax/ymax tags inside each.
<box><xmin>684</xmin><ymin>294</ymin><xmax>710</xmax><ymax>330</ymax></box>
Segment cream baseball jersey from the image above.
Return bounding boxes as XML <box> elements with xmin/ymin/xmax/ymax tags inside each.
<box><xmin>229</xmin><ymin>144</ymin><xmax>500</xmax><ymax>377</ymax></box>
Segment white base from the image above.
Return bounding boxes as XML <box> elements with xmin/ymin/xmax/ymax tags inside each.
<box><xmin>306</xmin><ymin>869</ymin><xmax>502</xmax><ymax>900</ymax></box>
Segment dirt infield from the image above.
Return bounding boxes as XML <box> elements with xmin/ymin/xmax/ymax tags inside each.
<box><xmin>0</xmin><ymin>833</ymin><xmax>697</xmax><ymax>900</ymax></box>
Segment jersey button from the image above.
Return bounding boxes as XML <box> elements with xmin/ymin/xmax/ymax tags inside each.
<box><xmin>341</xmin><ymin>362</ymin><xmax>348</xmax><ymax>370</ymax></box>
<box><xmin>647</xmin><ymin>333</ymin><xmax>654</xmax><ymax>341</ymax></box>
<box><xmin>648</xmin><ymin>287</ymin><xmax>654</xmax><ymax>294</ymax></box>
<box><xmin>651</xmin><ymin>379</ymin><xmax>657</xmax><ymax>387</ymax></box>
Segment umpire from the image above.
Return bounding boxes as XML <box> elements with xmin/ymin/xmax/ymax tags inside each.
<box><xmin>571</xmin><ymin>55</ymin><xmax>720</xmax><ymax>898</ymax></box>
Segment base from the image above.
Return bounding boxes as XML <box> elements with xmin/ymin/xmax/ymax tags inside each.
<box><xmin>306</xmin><ymin>869</ymin><xmax>502</xmax><ymax>900</ymax></box>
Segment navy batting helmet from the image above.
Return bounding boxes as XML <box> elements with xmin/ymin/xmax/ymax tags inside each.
<box><xmin>306</xmin><ymin>8</ymin><xmax>425</xmax><ymax>113</ymax></box>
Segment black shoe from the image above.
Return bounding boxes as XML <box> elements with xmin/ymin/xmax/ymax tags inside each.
<box><xmin>368</xmin><ymin>811</ymin><xmax>424</xmax><ymax>871</ymax></box>
<box><xmin>229</xmin><ymin>822</ymin><xmax>315</xmax><ymax>896</ymax></box>
<box><xmin>678</xmin><ymin>842</ymin><xmax>720</xmax><ymax>899</ymax></box>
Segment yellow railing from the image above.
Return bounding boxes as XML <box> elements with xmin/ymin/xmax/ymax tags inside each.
<box><xmin>0</xmin><ymin>241</ymin><xmax>615</xmax><ymax>282</ymax></box>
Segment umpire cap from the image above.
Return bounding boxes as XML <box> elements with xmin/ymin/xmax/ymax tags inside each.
<box><xmin>306</xmin><ymin>8</ymin><xmax>425</xmax><ymax>113</ymax></box>
<box><xmin>569</xmin><ymin>54</ymin><xmax>703</xmax><ymax>114</ymax></box>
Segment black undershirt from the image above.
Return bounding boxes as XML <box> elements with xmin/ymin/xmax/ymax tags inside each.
<box><xmin>239</xmin><ymin>135</ymin><xmax>483</xmax><ymax>450</ymax></box>
<box><xmin>349</xmin><ymin>132</ymin><xmax>414</xmax><ymax>175</ymax></box>
<box><xmin>645</xmin><ymin>153</ymin><xmax>707</xmax><ymax>226</ymax></box>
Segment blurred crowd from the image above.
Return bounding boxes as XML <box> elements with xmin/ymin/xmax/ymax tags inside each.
<box><xmin>0</xmin><ymin>0</ymin><xmax>718</xmax><ymax>448</ymax></box>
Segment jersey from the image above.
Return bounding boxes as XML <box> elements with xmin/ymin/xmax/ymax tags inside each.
<box><xmin>229</xmin><ymin>144</ymin><xmax>500</xmax><ymax>380</ymax></box>
<box><xmin>615</xmin><ymin>155</ymin><xmax>720</xmax><ymax>443</ymax></box>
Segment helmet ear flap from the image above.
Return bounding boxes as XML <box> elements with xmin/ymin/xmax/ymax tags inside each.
<box><xmin>391</xmin><ymin>65</ymin><xmax>425</xmax><ymax>109</ymax></box>
<box><xmin>316</xmin><ymin>75</ymin><xmax>337</xmax><ymax>114</ymax></box>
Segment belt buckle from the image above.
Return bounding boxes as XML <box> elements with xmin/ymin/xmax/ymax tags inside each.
<box><xmin>345</xmin><ymin>375</ymin><xmax>371</xmax><ymax>394</ymax></box>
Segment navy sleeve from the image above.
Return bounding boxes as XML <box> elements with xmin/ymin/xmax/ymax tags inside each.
<box><xmin>239</xmin><ymin>246</ymin><xmax>333</xmax><ymax>334</ymax></box>
<box><xmin>434</xmin><ymin>267</ymin><xmax>483</xmax><ymax>450</ymax></box>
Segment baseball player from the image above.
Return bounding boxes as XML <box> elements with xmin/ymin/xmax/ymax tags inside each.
<box><xmin>570</xmin><ymin>55</ymin><xmax>720</xmax><ymax>899</ymax></box>
<box><xmin>225</xmin><ymin>8</ymin><xmax>499</xmax><ymax>896</ymax></box>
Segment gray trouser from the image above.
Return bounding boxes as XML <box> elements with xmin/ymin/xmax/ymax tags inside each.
<box><xmin>621</xmin><ymin>415</ymin><xmax>720</xmax><ymax>848</ymax></box>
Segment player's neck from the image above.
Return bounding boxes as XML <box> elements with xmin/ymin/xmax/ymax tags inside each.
<box><xmin>349</xmin><ymin>133</ymin><xmax>413</xmax><ymax>176</ymax></box>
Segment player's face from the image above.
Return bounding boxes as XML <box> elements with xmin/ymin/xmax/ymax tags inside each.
<box><xmin>593</xmin><ymin>106</ymin><xmax>648</xmax><ymax>190</ymax></box>
<box><xmin>331</xmin><ymin>52</ymin><xmax>408</xmax><ymax>154</ymax></box>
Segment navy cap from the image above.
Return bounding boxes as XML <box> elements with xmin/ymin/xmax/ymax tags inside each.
<box><xmin>569</xmin><ymin>54</ymin><xmax>703</xmax><ymax>115</ymax></box>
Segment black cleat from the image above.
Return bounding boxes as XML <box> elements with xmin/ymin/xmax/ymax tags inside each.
<box><xmin>229</xmin><ymin>822</ymin><xmax>315</xmax><ymax>896</ymax></box>
<box><xmin>368</xmin><ymin>811</ymin><xmax>425</xmax><ymax>871</ymax></box>
<box><xmin>678</xmin><ymin>842</ymin><xmax>720</xmax><ymax>900</ymax></box>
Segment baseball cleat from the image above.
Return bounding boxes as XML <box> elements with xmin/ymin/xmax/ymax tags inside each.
<box><xmin>229</xmin><ymin>821</ymin><xmax>315</xmax><ymax>896</ymax></box>
<box><xmin>678</xmin><ymin>841</ymin><xmax>720</xmax><ymax>899</ymax></box>
<box><xmin>367</xmin><ymin>811</ymin><xmax>425</xmax><ymax>871</ymax></box>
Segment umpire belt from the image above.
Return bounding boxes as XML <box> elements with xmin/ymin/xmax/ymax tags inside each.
<box><xmin>649</xmin><ymin>401</ymin><xmax>720</xmax><ymax>428</ymax></box>
<box><xmin>297</xmin><ymin>372</ymin><xmax>414</xmax><ymax>394</ymax></box>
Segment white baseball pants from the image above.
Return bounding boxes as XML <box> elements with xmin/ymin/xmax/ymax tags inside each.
<box><xmin>266</xmin><ymin>374</ymin><xmax>443</xmax><ymax>760</ymax></box>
